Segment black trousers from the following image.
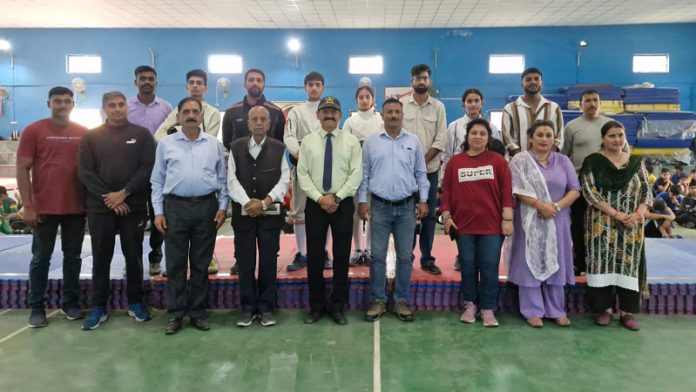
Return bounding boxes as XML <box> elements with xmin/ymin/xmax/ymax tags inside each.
<box><xmin>305</xmin><ymin>197</ymin><xmax>354</xmax><ymax>311</ymax></box>
<box><xmin>28</xmin><ymin>214</ymin><xmax>86</xmax><ymax>310</ymax></box>
<box><xmin>88</xmin><ymin>210</ymin><xmax>147</xmax><ymax>308</ymax></box>
<box><xmin>164</xmin><ymin>196</ymin><xmax>217</xmax><ymax>319</ymax></box>
<box><xmin>235</xmin><ymin>223</ymin><xmax>281</xmax><ymax>314</ymax></box>
<box><xmin>570</xmin><ymin>195</ymin><xmax>587</xmax><ymax>274</ymax></box>
<box><xmin>587</xmin><ymin>286</ymin><xmax>641</xmax><ymax>314</ymax></box>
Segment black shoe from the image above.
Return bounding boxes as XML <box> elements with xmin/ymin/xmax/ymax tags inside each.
<box><xmin>28</xmin><ymin>308</ymin><xmax>48</xmax><ymax>328</ymax></box>
<box><xmin>190</xmin><ymin>317</ymin><xmax>210</xmax><ymax>331</ymax></box>
<box><xmin>230</xmin><ymin>262</ymin><xmax>239</xmax><ymax>275</ymax></box>
<box><xmin>287</xmin><ymin>252</ymin><xmax>307</xmax><ymax>272</ymax></box>
<box><xmin>304</xmin><ymin>309</ymin><xmax>325</xmax><ymax>324</ymax></box>
<box><xmin>453</xmin><ymin>259</ymin><xmax>460</xmax><ymax>271</ymax></box>
<box><xmin>421</xmin><ymin>264</ymin><xmax>442</xmax><ymax>275</ymax></box>
<box><xmin>165</xmin><ymin>318</ymin><xmax>183</xmax><ymax>335</ymax></box>
<box><xmin>330</xmin><ymin>309</ymin><xmax>348</xmax><ymax>325</ymax></box>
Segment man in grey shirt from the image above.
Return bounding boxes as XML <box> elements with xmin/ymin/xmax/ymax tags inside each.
<box><xmin>562</xmin><ymin>89</ymin><xmax>611</xmax><ymax>275</ymax></box>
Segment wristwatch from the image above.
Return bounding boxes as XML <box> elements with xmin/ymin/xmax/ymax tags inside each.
<box><xmin>553</xmin><ymin>202</ymin><xmax>561</xmax><ymax>212</ymax></box>
<box><xmin>334</xmin><ymin>195</ymin><xmax>342</xmax><ymax>203</ymax></box>
<box><xmin>261</xmin><ymin>199</ymin><xmax>269</xmax><ymax>210</ymax></box>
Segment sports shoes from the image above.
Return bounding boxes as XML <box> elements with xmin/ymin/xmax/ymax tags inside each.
<box><xmin>392</xmin><ymin>301</ymin><xmax>414</xmax><ymax>322</ymax></box>
<box><xmin>28</xmin><ymin>308</ymin><xmax>48</xmax><ymax>328</ymax></box>
<box><xmin>127</xmin><ymin>303</ymin><xmax>152</xmax><ymax>322</ymax></box>
<box><xmin>149</xmin><ymin>262</ymin><xmax>162</xmax><ymax>276</ymax></box>
<box><xmin>61</xmin><ymin>308</ymin><xmax>84</xmax><ymax>321</ymax></box>
<box><xmin>481</xmin><ymin>309</ymin><xmax>499</xmax><ymax>327</ymax></box>
<box><xmin>82</xmin><ymin>307</ymin><xmax>109</xmax><ymax>330</ymax></box>
<box><xmin>260</xmin><ymin>312</ymin><xmax>276</xmax><ymax>327</ymax></box>
<box><xmin>421</xmin><ymin>264</ymin><xmax>442</xmax><ymax>275</ymax></box>
<box><xmin>349</xmin><ymin>250</ymin><xmax>363</xmax><ymax>266</ymax></box>
<box><xmin>360</xmin><ymin>249</ymin><xmax>371</xmax><ymax>265</ymax></box>
<box><xmin>208</xmin><ymin>255</ymin><xmax>219</xmax><ymax>275</ymax></box>
<box><xmin>287</xmin><ymin>252</ymin><xmax>307</xmax><ymax>272</ymax></box>
<box><xmin>237</xmin><ymin>313</ymin><xmax>257</xmax><ymax>327</ymax></box>
<box><xmin>365</xmin><ymin>300</ymin><xmax>387</xmax><ymax>321</ymax></box>
<box><xmin>459</xmin><ymin>301</ymin><xmax>477</xmax><ymax>324</ymax></box>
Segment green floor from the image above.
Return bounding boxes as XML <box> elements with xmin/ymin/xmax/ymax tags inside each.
<box><xmin>0</xmin><ymin>310</ymin><xmax>695</xmax><ymax>392</ymax></box>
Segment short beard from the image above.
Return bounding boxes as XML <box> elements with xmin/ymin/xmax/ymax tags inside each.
<box><xmin>413</xmin><ymin>86</ymin><xmax>429</xmax><ymax>95</ymax></box>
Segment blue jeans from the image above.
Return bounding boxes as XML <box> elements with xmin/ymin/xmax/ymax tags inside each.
<box><xmin>370</xmin><ymin>197</ymin><xmax>416</xmax><ymax>304</ymax></box>
<box><xmin>28</xmin><ymin>214</ymin><xmax>86</xmax><ymax>310</ymax></box>
<box><xmin>413</xmin><ymin>171</ymin><xmax>438</xmax><ymax>266</ymax></box>
<box><xmin>456</xmin><ymin>234</ymin><xmax>503</xmax><ymax>310</ymax></box>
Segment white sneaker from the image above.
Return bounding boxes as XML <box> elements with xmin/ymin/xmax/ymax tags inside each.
<box><xmin>481</xmin><ymin>309</ymin><xmax>499</xmax><ymax>327</ymax></box>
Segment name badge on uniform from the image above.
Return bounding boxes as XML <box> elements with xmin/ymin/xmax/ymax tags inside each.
<box><xmin>126</xmin><ymin>138</ymin><xmax>137</xmax><ymax>144</ymax></box>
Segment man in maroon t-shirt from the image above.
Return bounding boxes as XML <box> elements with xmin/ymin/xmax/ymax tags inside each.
<box><xmin>16</xmin><ymin>86</ymin><xmax>88</xmax><ymax>328</ymax></box>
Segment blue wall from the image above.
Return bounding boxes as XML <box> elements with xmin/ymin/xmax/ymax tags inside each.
<box><xmin>0</xmin><ymin>24</ymin><xmax>695</xmax><ymax>137</ymax></box>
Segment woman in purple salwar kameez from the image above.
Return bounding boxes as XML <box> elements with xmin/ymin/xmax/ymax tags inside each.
<box><xmin>508</xmin><ymin>120</ymin><xmax>581</xmax><ymax>328</ymax></box>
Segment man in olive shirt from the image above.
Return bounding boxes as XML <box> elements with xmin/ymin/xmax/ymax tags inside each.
<box><xmin>297</xmin><ymin>96</ymin><xmax>362</xmax><ymax>325</ymax></box>
<box><xmin>562</xmin><ymin>89</ymin><xmax>611</xmax><ymax>275</ymax></box>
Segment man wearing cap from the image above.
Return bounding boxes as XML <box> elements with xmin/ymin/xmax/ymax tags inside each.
<box><xmin>297</xmin><ymin>96</ymin><xmax>362</xmax><ymax>325</ymax></box>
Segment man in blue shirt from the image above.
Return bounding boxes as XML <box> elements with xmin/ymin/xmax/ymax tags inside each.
<box><xmin>656</xmin><ymin>185</ymin><xmax>683</xmax><ymax>215</ymax></box>
<box><xmin>358</xmin><ymin>97</ymin><xmax>429</xmax><ymax>322</ymax></box>
<box><xmin>151</xmin><ymin>97</ymin><xmax>228</xmax><ymax>335</ymax></box>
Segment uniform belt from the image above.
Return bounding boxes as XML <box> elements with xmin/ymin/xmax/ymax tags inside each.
<box><xmin>165</xmin><ymin>192</ymin><xmax>216</xmax><ymax>202</ymax></box>
<box><xmin>371</xmin><ymin>194</ymin><xmax>414</xmax><ymax>206</ymax></box>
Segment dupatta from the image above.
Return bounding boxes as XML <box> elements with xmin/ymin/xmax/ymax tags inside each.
<box><xmin>510</xmin><ymin>151</ymin><xmax>559</xmax><ymax>281</ymax></box>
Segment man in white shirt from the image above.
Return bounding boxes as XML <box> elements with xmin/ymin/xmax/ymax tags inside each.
<box><xmin>154</xmin><ymin>69</ymin><xmax>221</xmax><ymax>141</ymax></box>
<box><xmin>284</xmin><ymin>71</ymin><xmax>332</xmax><ymax>272</ymax></box>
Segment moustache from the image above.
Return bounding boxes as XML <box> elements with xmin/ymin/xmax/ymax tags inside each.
<box><xmin>186</xmin><ymin>118</ymin><xmax>198</xmax><ymax>123</ymax></box>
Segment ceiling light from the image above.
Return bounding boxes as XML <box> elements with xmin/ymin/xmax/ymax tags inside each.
<box><xmin>287</xmin><ymin>38</ymin><xmax>301</xmax><ymax>53</ymax></box>
<box><xmin>0</xmin><ymin>39</ymin><xmax>11</xmax><ymax>51</ymax></box>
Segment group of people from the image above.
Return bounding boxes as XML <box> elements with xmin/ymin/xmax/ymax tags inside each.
<box><xmin>15</xmin><ymin>62</ymin><xmax>664</xmax><ymax>334</ymax></box>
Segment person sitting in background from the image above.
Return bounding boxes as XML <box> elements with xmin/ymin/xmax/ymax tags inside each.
<box><xmin>653</xmin><ymin>168</ymin><xmax>672</xmax><ymax>195</ymax></box>
<box><xmin>670</xmin><ymin>165</ymin><xmax>684</xmax><ymax>185</ymax></box>
<box><xmin>676</xmin><ymin>179</ymin><xmax>696</xmax><ymax>229</ymax></box>
<box><xmin>644</xmin><ymin>163</ymin><xmax>657</xmax><ymax>187</ymax></box>
<box><xmin>677</xmin><ymin>174</ymin><xmax>689</xmax><ymax>196</ymax></box>
<box><xmin>656</xmin><ymin>185</ymin><xmax>683</xmax><ymax>215</ymax></box>
<box><xmin>646</xmin><ymin>199</ymin><xmax>675</xmax><ymax>238</ymax></box>
<box><xmin>0</xmin><ymin>186</ymin><xmax>19</xmax><ymax>234</ymax></box>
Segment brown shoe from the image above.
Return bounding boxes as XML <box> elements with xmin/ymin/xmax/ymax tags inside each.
<box><xmin>365</xmin><ymin>300</ymin><xmax>386</xmax><ymax>322</ymax></box>
<box><xmin>526</xmin><ymin>317</ymin><xmax>543</xmax><ymax>328</ymax></box>
<box><xmin>555</xmin><ymin>317</ymin><xmax>572</xmax><ymax>327</ymax></box>
<box><xmin>392</xmin><ymin>302</ymin><xmax>414</xmax><ymax>322</ymax></box>
<box><xmin>595</xmin><ymin>311</ymin><xmax>613</xmax><ymax>326</ymax></box>
<box><xmin>619</xmin><ymin>314</ymin><xmax>640</xmax><ymax>331</ymax></box>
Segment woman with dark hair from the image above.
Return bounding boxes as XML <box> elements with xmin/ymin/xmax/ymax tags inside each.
<box><xmin>441</xmin><ymin>118</ymin><xmax>514</xmax><ymax>327</ymax></box>
<box><xmin>343</xmin><ymin>85</ymin><xmax>383</xmax><ymax>265</ymax></box>
<box><xmin>508</xmin><ymin>120</ymin><xmax>581</xmax><ymax>328</ymax></box>
<box><xmin>580</xmin><ymin>120</ymin><xmax>651</xmax><ymax>331</ymax></box>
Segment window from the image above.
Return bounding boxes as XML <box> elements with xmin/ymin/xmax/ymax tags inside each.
<box><xmin>632</xmin><ymin>54</ymin><xmax>669</xmax><ymax>73</ymax></box>
<box><xmin>349</xmin><ymin>56</ymin><xmax>383</xmax><ymax>74</ymax></box>
<box><xmin>488</xmin><ymin>110</ymin><xmax>503</xmax><ymax>132</ymax></box>
<box><xmin>66</xmin><ymin>55</ymin><xmax>101</xmax><ymax>74</ymax></box>
<box><xmin>208</xmin><ymin>55</ymin><xmax>243</xmax><ymax>74</ymax></box>
<box><xmin>70</xmin><ymin>108</ymin><xmax>102</xmax><ymax>128</ymax></box>
<box><xmin>489</xmin><ymin>55</ymin><xmax>525</xmax><ymax>74</ymax></box>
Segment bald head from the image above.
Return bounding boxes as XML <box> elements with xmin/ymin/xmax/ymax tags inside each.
<box><xmin>248</xmin><ymin>105</ymin><xmax>271</xmax><ymax>141</ymax></box>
